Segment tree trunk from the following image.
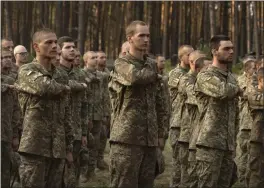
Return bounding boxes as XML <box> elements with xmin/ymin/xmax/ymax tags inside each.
<box><xmin>240</xmin><ymin>2</ymin><xmax>247</xmax><ymax>57</ymax></box>
<box><xmin>170</xmin><ymin>1</ymin><xmax>178</xmax><ymax>56</ymax></box>
<box><xmin>232</xmin><ymin>0</ymin><xmax>239</xmax><ymax>64</ymax></box>
<box><xmin>78</xmin><ymin>1</ymin><xmax>85</xmax><ymax>54</ymax></box>
<box><xmin>62</xmin><ymin>2</ymin><xmax>70</xmax><ymax>36</ymax></box>
<box><xmin>162</xmin><ymin>1</ymin><xmax>169</xmax><ymax>57</ymax></box>
<box><xmin>55</xmin><ymin>2</ymin><xmax>62</xmax><ymax>37</ymax></box>
<box><xmin>252</xmin><ymin>2</ymin><xmax>260</xmax><ymax>58</ymax></box>
<box><xmin>246</xmin><ymin>1</ymin><xmax>251</xmax><ymax>53</ymax></box>
<box><xmin>4</xmin><ymin>1</ymin><xmax>13</xmax><ymax>39</ymax></box>
<box><xmin>209</xmin><ymin>1</ymin><xmax>216</xmax><ymax>38</ymax></box>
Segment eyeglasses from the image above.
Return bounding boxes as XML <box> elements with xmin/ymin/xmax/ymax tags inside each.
<box><xmin>16</xmin><ymin>52</ymin><xmax>28</xmax><ymax>57</ymax></box>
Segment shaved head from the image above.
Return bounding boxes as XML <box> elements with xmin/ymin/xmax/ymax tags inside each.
<box><xmin>32</xmin><ymin>28</ymin><xmax>55</xmax><ymax>43</ymax></box>
<box><xmin>119</xmin><ymin>41</ymin><xmax>130</xmax><ymax>57</ymax></box>
<box><xmin>14</xmin><ymin>45</ymin><xmax>27</xmax><ymax>56</ymax></box>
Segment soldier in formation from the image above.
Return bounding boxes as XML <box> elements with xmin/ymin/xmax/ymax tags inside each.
<box><xmin>2</xmin><ymin>20</ymin><xmax>264</xmax><ymax>188</ymax></box>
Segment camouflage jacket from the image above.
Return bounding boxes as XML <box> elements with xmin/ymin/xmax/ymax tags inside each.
<box><xmin>248</xmin><ymin>88</ymin><xmax>264</xmax><ymax>144</ymax></box>
<box><xmin>161</xmin><ymin>74</ymin><xmax>171</xmax><ymax>138</ymax></box>
<box><xmin>108</xmin><ymin>53</ymin><xmax>166</xmax><ymax>146</ymax></box>
<box><xmin>15</xmin><ymin>60</ymin><xmax>74</xmax><ymax>158</ymax></box>
<box><xmin>83</xmin><ymin>68</ymin><xmax>104</xmax><ymax>121</ymax></box>
<box><xmin>168</xmin><ymin>65</ymin><xmax>189</xmax><ymax>128</ymax></box>
<box><xmin>194</xmin><ymin>66</ymin><xmax>240</xmax><ymax>151</ymax></box>
<box><xmin>178</xmin><ymin>70</ymin><xmax>198</xmax><ymax>143</ymax></box>
<box><xmin>98</xmin><ymin>67</ymin><xmax>111</xmax><ymax>117</ymax></box>
<box><xmin>237</xmin><ymin>73</ymin><xmax>253</xmax><ymax>131</ymax></box>
<box><xmin>1</xmin><ymin>74</ymin><xmax>20</xmax><ymax>143</ymax></box>
<box><xmin>58</xmin><ymin>65</ymin><xmax>88</xmax><ymax>140</ymax></box>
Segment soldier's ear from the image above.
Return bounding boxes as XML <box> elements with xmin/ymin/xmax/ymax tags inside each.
<box><xmin>127</xmin><ymin>36</ymin><xmax>133</xmax><ymax>44</ymax></box>
<box><xmin>211</xmin><ymin>49</ymin><xmax>217</xmax><ymax>56</ymax></box>
<box><xmin>33</xmin><ymin>43</ymin><xmax>40</xmax><ymax>53</ymax></box>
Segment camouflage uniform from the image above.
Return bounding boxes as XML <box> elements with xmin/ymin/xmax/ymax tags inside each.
<box><xmin>97</xmin><ymin>68</ymin><xmax>111</xmax><ymax>165</ymax></box>
<box><xmin>82</xmin><ymin>67</ymin><xmax>105</xmax><ymax>175</ymax></box>
<box><xmin>58</xmin><ymin>65</ymin><xmax>88</xmax><ymax>187</ymax></box>
<box><xmin>194</xmin><ymin>66</ymin><xmax>239</xmax><ymax>188</ymax></box>
<box><xmin>108</xmin><ymin>54</ymin><xmax>165</xmax><ymax>188</ymax></box>
<box><xmin>1</xmin><ymin>74</ymin><xmax>20</xmax><ymax>188</ymax></box>
<box><xmin>246</xmin><ymin>88</ymin><xmax>264</xmax><ymax>188</ymax></box>
<box><xmin>235</xmin><ymin>73</ymin><xmax>253</xmax><ymax>186</ymax></box>
<box><xmin>15</xmin><ymin>60</ymin><xmax>74</xmax><ymax>188</ymax></box>
<box><xmin>168</xmin><ymin>65</ymin><xmax>189</xmax><ymax>188</ymax></box>
<box><xmin>177</xmin><ymin>70</ymin><xmax>199</xmax><ymax>188</ymax></box>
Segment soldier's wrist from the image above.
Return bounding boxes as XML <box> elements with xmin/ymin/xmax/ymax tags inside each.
<box><xmin>66</xmin><ymin>144</ymin><xmax>73</xmax><ymax>153</ymax></box>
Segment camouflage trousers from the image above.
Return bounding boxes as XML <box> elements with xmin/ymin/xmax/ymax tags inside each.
<box><xmin>196</xmin><ymin>146</ymin><xmax>234</xmax><ymax>188</ymax></box>
<box><xmin>19</xmin><ymin>153</ymin><xmax>65</xmax><ymax>188</ymax></box>
<box><xmin>63</xmin><ymin>140</ymin><xmax>82</xmax><ymax>188</ymax></box>
<box><xmin>179</xmin><ymin>143</ymin><xmax>190</xmax><ymax>188</ymax></box>
<box><xmin>246</xmin><ymin>142</ymin><xmax>264</xmax><ymax>188</ymax></box>
<box><xmin>1</xmin><ymin>141</ymin><xmax>12</xmax><ymax>188</ymax></box>
<box><xmin>169</xmin><ymin>128</ymin><xmax>181</xmax><ymax>188</ymax></box>
<box><xmin>235</xmin><ymin>130</ymin><xmax>250</xmax><ymax>186</ymax></box>
<box><xmin>87</xmin><ymin>120</ymin><xmax>102</xmax><ymax>172</ymax></box>
<box><xmin>109</xmin><ymin>143</ymin><xmax>157</xmax><ymax>188</ymax></box>
<box><xmin>98</xmin><ymin>123</ymin><xmax>107</xmax><ymax>162</ymax></box>
<box><xmin>188</xmin><ymin>150</ymin><xmax>198</xmax><ymax>188</ymax></box>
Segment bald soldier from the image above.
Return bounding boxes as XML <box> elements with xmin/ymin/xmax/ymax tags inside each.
<box><xmin>81</xmin><ymin>51</ymin><xmax>105</xmax><ymax>181</ymax></box>
<box><xmin>14</xmin><ymin>45</ymin><xmax>29</xmax><ymax>68</ymax></box>
<box><xmin>235</xmin><ymin>57</ymin><xmax>256</xmax><ymax>187</ymax></box>
<box><xmin>168</xmin><ymin>45</ymin><xmax>194</xmax><ymax>188</ymax></box>
<box><xmin>96</xmin><ymin>51</ymin><xmax>111</xmax><ymax>170</ymax></box>
<box><xmin>177</xmin><ymin>51</ymin><xmax>206</xmax><ymax>188</ymax></box>
<box><xmin>119</xmin><ymin>41</ymin><xmax>130</xmax><ymax>58</ymax></box>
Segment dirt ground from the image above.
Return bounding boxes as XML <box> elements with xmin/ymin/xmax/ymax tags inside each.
<box><xmin>80</xmin><ymin>141</ymin><xmax>174</xmax><ymax>188</ymax></box>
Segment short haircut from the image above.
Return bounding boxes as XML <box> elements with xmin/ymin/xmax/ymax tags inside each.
<box><xmin>178</xmin><ymin>45</ymin><xmax>194</xmax><ymax>60</ymax></box>
<box><xmin>58</xmin><ymin>36</ymin><xmax>74</xmax><ymax>48</ymax></box>
<box><xmin>32</xmin><ymin>28</ymin><xmax>55</xmax><ymax>43</ymax></box>
<box><xmin>210</xmin><ymin>35</ymin><xmax>230</xmax><ymax>50</ymax></box>
<box><xmin>1</xmin><ymin>38</ymin><xmax>13</xmax><ymax>43</ymax></box>
<box><xmin>126</xmin><ymin>20</ymin><xmax>147</xmax><ymax>37</ymax></box>
<box><xmin>256</xmin><ymin>56</ymin><xmax>264</xmax><ymax>66</ymax></box>
<box><xmin>83</xmin><ymin>51</ymin><xmax>94</xmax><ymax>62</ymax></box>
<box><xmin>244</xmin><ymin>60</ymin><xmax>255</xmax><ymax>73</ymax></box>
<box><xmin>257</xmin><ymin>67</ymin><xmax>264</xmax><ymax>79</ymax></box>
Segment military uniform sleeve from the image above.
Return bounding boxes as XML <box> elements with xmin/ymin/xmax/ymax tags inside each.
<box><xmin>248</xmin><ymin>90</ymin><xmax>264</xmax><ymax>108</ymax></box>
<box><xmin>64</xmin><ymin>94</ymin><xmax>74</xmax><ymax>152</ymax></box>
<box><xmin>114</xmin><ymin>58</ymin><xmax>157</xmax><ymax>86</ymax></box>
<box><xmin>68</xmin><ymin>80</ymin><xmax>86</xmax><ymax>92</ymax></box>
<box><xmin>156</xmin><ymin>80</ymin><xmax>166</xmax><ymax>139</ymax></box>
<box><xmin>196</xmin><ymin>71</ymin><xmax>239</xmax><ymax>99</ymax></box>
<box><xmin>15</xmin><ymin>66</ymin><xmax>67</xmax><ymax>96</ymax></box>
<box><xmin>11</xmin><ymin>91</ymin><xmax>20</xmax><ymax>139</ymax></box>
<box><xmin>185</xmin><ymin>78</ymin><xmax>197</xmax><ymax>105</ymax></box>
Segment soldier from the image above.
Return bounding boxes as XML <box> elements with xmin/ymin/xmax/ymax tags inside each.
<box><xmin>156</xmin><ymin>54</ymin><xmax>170</xmax><ymax>143</ymax></box>
<box><xmin>177</xmin><ymin>51</ymin><xmax>206</xmax><ymax>188</ymax></box>
<box><xmin>235</xmin><ymin>57</ymin><xmax>256</xmax><ymax>187</ymax></box>
<box><xmin>1</xmin><ymin>38</ymin><xmax>14</xmax><ymax>53</ymax></box>
<box><xmin>14</xmin><ymin>45</ymin><xmax>29</xmax><ymax>67</ymax></box>
<box><xmin>194</xmin><ymin>35</ymin><xmax>240</xmax><ymax>188</ymax></box>
<box><xmin>81</xmin><ymin>51</ymin><xmax>105</xmax><ymax>181</ymax></box>
<box><xmin>246</xmin><ymin>67</ymin><xmax>264</xmax><ymax>188</ymax></box>
<box><xmin>57</xmin><ymin>36</ymin><xmax>88</xmax><ymax>188</ymax></box>
<box><xmin>51</xmin><ymin>44</ymin><xmax>61</xmax><ymax>67</ymax></box>
<box><xmin>108</xmin><ymin>20</ymin><xmax>165</xmax><ymax>188</ymax></box>
<box><xmin>96</xmin><ymin>51</ymin><xmax>111</xmax><ymax>170</ymax></box>
<box><xmin>1</xmin><ymin>50</ymin><xmax>20</xmax><ymax>188</ymax></box>
<box><xmin>119</xmin><ymin>41</ymin><xmax>130</xmax><ymax>58</ymax></box>
<box><xmin>15</xmin><ymin>28</ymin><xmax>73</xmax><ymax>188</ymax></box>
<box><xmin>168</xmin><ymin>45</ymin><xmax>194</xmax><ymax>188</ymax></box>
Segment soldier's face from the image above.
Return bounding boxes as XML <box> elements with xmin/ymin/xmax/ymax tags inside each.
<box><xmin>2</xmin><ymin>40</ymin><xmax>14</xmax><ymax>53</ymax></box>
<box><xmin>74</xmin><ymin>51</ymin><xmax>81</xmax><ymax>67</ymax></box>
<box><xmin>1</xmin><ymin>52</ymin><xmax>12</xmax><ymax>71</ymax></box>
<box><xmin>129</xmin><ymin>25</ymin><xmax>150</xmax><ymax>51</ymax></box>
<box><xmin>97</xmin><ymin>52</ymin><xmax>107</xmax><ymax>67</ymax></box>
<box><xmin>258</xmin><ymin>77</ymin><xmax>263</xmax><ymax>90</ymax></box>
<box><xmin>15</xmin><ymin>51</ymin><xmax>28</xmax><ymax>64</ymax></box>
<box><xmin>157</xmin><ymin>56</ymin><xmax>165</xmax><ymax>70</ymax></box>
<box><xmin>181</xmin><ymin>48</ymin><xmax>194</xmax><ymax>65</ymax></box>
<box><xmin>86</xmin><ymin>52</ymin><xmax>97</xmax><ymax>67</ymax></box>
<box><xmin>216</xmin><ymin>41</ymin><xmax>234</xmax><ymax>64</ymax></box>
<box><xmin>34</xmin><ymin>33</ymin><xmax>58</xmax><ymax>58</ymax></box>
<box><xmin>61</xmin><ymin>42</ymin><xmax>76</xmax><ymax>62</ymax></box>
<box><xmin>56</xmin><ymin>45</ymin><xmax>61</xmax><ymax>65</ymax></box>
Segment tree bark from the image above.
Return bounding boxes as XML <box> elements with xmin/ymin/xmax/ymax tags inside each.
<box><xmin>78</xmin><ymin>1</ymin><xmax>85</xmax><ymax>54</ymax></box>
<box><xmin>209</xmin><ymin>1</ymin><xmax>216</xmax><ymax>38</ymax></box>
<box><xmin>162</xmin><ymin>1</ymin><xmax>169</xmax><ymax>57</ymax></box>
<box><xmin>252</xmin><ymin>2</ymin><xmax>260</xmax><ymax>58</ymax></box>
<box><xmin>4</xmin><ymin>1</ymin><xmax>13</xmax><ymax>39</ymax></box>
<box><xmin>246</xmin><ymin>1</ymin><xmax>251</xmax><ymax>53</ymax></box>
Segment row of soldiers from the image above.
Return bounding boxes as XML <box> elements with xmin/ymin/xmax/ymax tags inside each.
<box><xmin>1</xmin><ymin>29</ymin><xmax>113</xmax><ymax>187</ymax></box>
<box><xmin>167</xmin><ymin>40</ymin><xmax>264</xmax><ymax>188</ymax></box>
<box><xmin>1</xmin><ymin>20</ymin><xmax>264</xmax><ymax>188</ymax></box>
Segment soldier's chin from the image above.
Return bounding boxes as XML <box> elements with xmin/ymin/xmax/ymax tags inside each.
<box><xmin>219</xmin><ymin>60</ymin><xmax>232</xmax><ymax>64</ymax></box>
